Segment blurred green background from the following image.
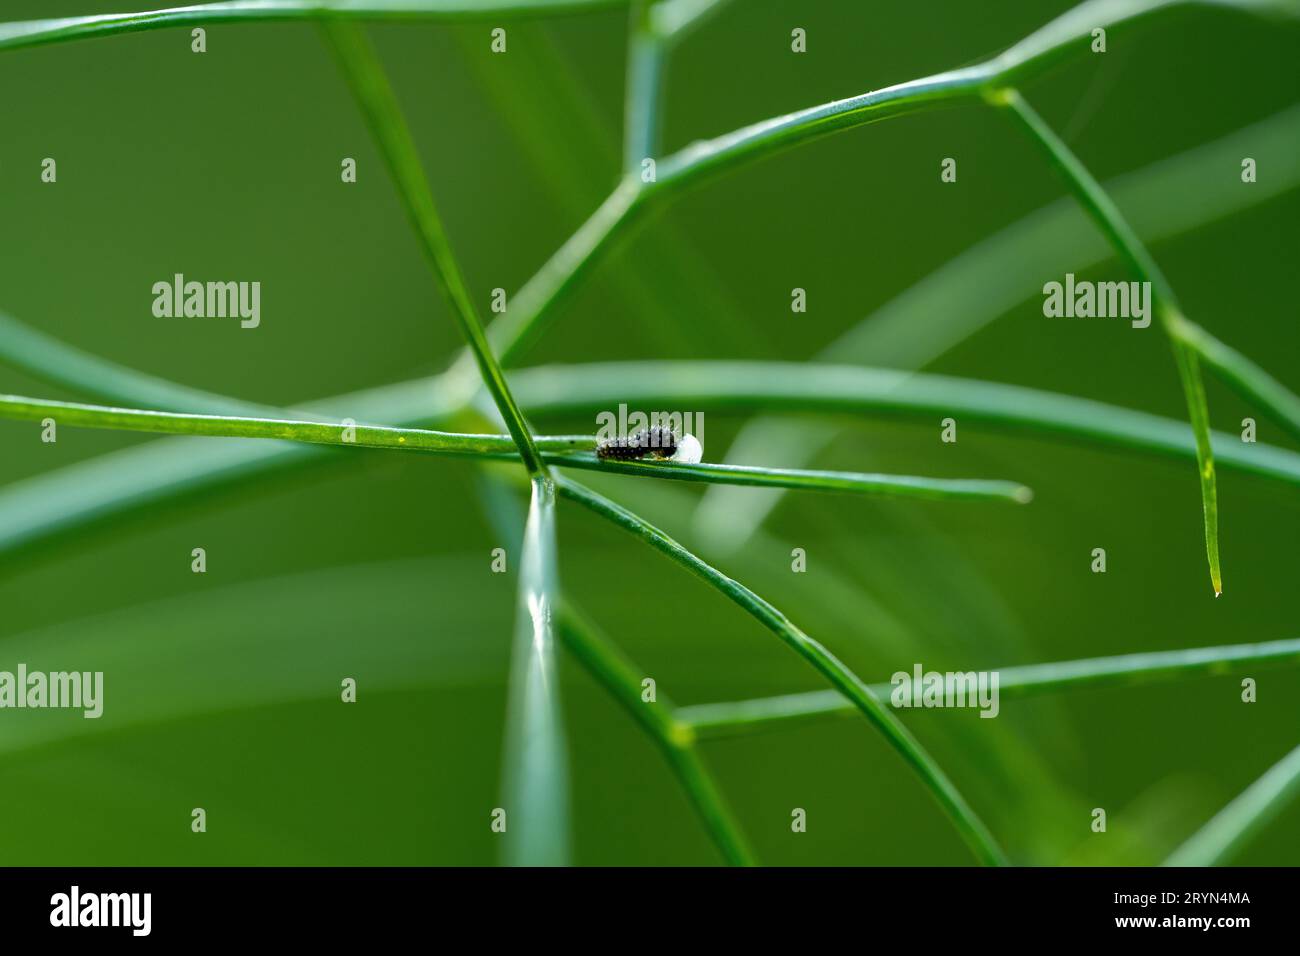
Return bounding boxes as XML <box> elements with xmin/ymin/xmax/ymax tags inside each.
<box><xmin>0</xmin><ymin>0</ymin><xmax>1297</xmax><ymax>865</ymax></box>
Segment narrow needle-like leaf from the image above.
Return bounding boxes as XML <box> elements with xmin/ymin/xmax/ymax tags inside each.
<box><xmin>554</xmin><ymin>474</ymin><xmax>1009</xmax><ymax>866</ymax></box>
<box><xmin>474</xmin><ymin>471</ymin><xmax>753</xmax><ymax>866</ymax></box>
<box><xmin>501</xmin><ymin>476</ymin><xmax>570</xmax><ymax>865</ymax></box>
<box><xmin>506</xmin><ymin>362</ymin><xmax>1300</xmax><ymax>486</ymax></box>
<box><xmin>0</xmin><ymin>0</ymin><xmax>629</xmax><ymax>52</ymax></box>
<box><xmin>5</xmin><ymin>360</ymin><xmax>1300</xmax><ymax>562</ymax></box>
<box><xmin>994</xmin><ymin>87</ymin><xmax>1223</xmax><ymax>594</ymax></box>
<box><xmin>693</xmin><ymin>104</ymin><xmax>1300</xmax><ymax>553</ymax></box>
<box><xmin>677</xmin><ymin>638</ymin><xmax>1300</xmax><ymax>739</ymax></box>
<box><xmin>0</xmin><ymin>394</ymin><xmax>1032</xmax><ymax>502</ymax></box>
<box><xmin>0</xmin><ymin>393</ymin><xmax>584</xmax><ymax>456</ymax></box>
<box><xmin>322</xmin><ymin>17</ymin><xmax>546</xmax><ymax>475</ymax></box>
<box><xmin>322</xmin><ymin>18</ymin><xmax>570</xmax><ymax>866</ymax></box>
<box><xmin>558</xmin><ymin>605</ymin><xmax>756</xmax><ymax>866</ymax></box>
<box><xmin>485</xmin><ymin>0</ymin><xmax>1299</xmax><ymax>369</ymax></box>
<box><xmin>0</xmin><ymin>310</ymin><xmax>281</xmax><ymax>417</ymax></box>
<box><xmin>546</xmin><ymin>454</ymin><xmax>1033</xmax><ymax>503</ymax></box>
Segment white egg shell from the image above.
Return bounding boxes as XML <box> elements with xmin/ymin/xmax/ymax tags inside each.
<box><xmin>673</xmin><ymin>433</ymin><xmax>703</xmax><ymax>464</ymax></box>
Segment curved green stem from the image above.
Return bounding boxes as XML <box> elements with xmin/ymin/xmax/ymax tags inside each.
<box><xmin>3</xmin><ymin>360</ymin><xmax>1299</xmax><ymax>565</ymax></box>
<box><xmin>487</xmin><ymin>0</ymin><xmax>1297</xmax><ymax>370</ymax></box>
<box><xmin>548</xmin><ymin>454</ymin><xmax>1031</xmax><ymax>502</ymax></box>
<box><xmin>506</xmin><ymin>362</ymin><xmax>1300</xmax><ymax>485</ymax></box>
<box><xmin>473</xmin><ymin>466</ymin><xmax>754</xmax><ymax>866</ymax></box>
<box><xmin>322</xmin><ymin>13</ymin><xmax>571</xmax><ymax>861</ymax></box>
<box><xmin>0</xmin><ymin>394</ymin><xmax>1031</xmax><ymax>502</ymax></box>
<box><xmin>323</xmin><ymin>18</ymin><xmax>547</xmax><ymax>475</ymax></box>
<box><xmin>554</xmin><ymin>474</ymin><xmax>1009</xmax><ymax>867</ymax></box>
<box><xmin>501</xmin><ymin>475</ymin><xmax>569</xmax><ymax>865</ymax></box>
<box><xmin>0</xmin><ymin>0</ymin><xmax>627</xmax><ymax>52</ymax></box>
<box><xmin>995</xmin><ymin>86</ymin><xmax>1223</xmax><ymax>594</ymax></box>
<box><xmin>679</xmin><ymin>638</ymin><xmax>1300</xmax><ymax>740</ymax></box>
<box><xmin>558</xmin><ymin>605</ymin><xmax>757</xmax><ymax>865</ymax></box>
<box><xmin>695</xmin><ymin>103</ymin><xmax>1300</xmax><ymax>554</ymax></box>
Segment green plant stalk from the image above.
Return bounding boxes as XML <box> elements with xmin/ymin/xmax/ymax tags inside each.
<box><xmin>471</xmin><ymin>0</ymin><xmax>1298</xmax><ymax>374</ymax></box>
<box><xmin>7</xmin><ymin>333</ymin><xmax>1294</xmax><ymax>486</ymax></box>
<box><xmin>695</xmin><ymin>103</ymin><xmax>1300</xmax><ymax>553</ymax></box>
<box><xmin>6</xmin><ymin>0</ymin><xmax>1276</xmax><ymax>437</ymax></box>
<box><xmin>505</xmin><ymin>362</ymin><xmax>1300</xmax><ymax>485</ymax></box>
<box><xmin>553</xmin><ymin>474</ymin><xmax>1009</xmax><ymax>866</ymax></box>
<box><xmin>7</xmin><ymin>299</ymin><xmax>1300</xmax><ymax>485</ymax></box>
<box><xmin>481</xmin><ymin>177</ymin><xmax>643</xmax><ymax>368</ymax></box>
<box><xmin>0</xmin><ymin>0</ymin><xmax>629</xmax><ymax>51</ymax></box>
<box><xmin>1164</xmin><ymin>741</ymin><xmax>1300</xmax><ymax>866</ymax></box>
<box><xmin>452</xmin><ymin>19</ymin><xmax>757</xmax><ymax>357</ymax></box>
<box><xmin>994</xmin><ymin>87</ymin><xmax>1222</xmax><ymax>594</ymax></box>
<box><xmin>1170</xmin><ymin>338</ymin><xmax>1222</xmax><ymax>593</ymax></box>
<box><xmin>323</xmin><ymin>15</ymin><xmax>572</xmax><ymax>864</ymax></box>
<box><xmin>501</xmin><ymin>475</ymin><xmax>569</xmax><ymax>865</ymax></box>
<box><xmin>550</xmin><ymin>455</ymin><xmax>1031</xmax><ymax>502</ymax></box>
<box><xmin>322</xmin><ymin>18</ymin><xmax>547</xmax><ymax>476</ymax></box>
<box><xmin>644</xmin><ymin>0</ymin><xmax>1296</xmax><ymax>197</ymax></box>
<box><xmin>0</xmin><ymin>311</ymin><xmax>287</xmax><ymax>418</ymax></box>
<box><xmin>5</xmin><ymin>105</ymin><xmax>1295</xmax><ymax>533</ymax></box>
<box><xmin>7</xmin><ymin>359</ymin><xmax>1300</xmax><ymax>563</ymax></box>
<box><xmin>3</xmin><ymin>1</ymin><xmax>1292</xmax><ymax>395</ymax></box>
<box><xmin>557</xmin><ymin>605</ymin><xmax>757</xmax><ymax>866</ymax></box>
<box><xmin>0</xmin><ymin>393</ymin><xmax>583</xmax><ymax>455</ymax></box>
<box><xmin>0</xmin><ymin>394</ymin><xmax>1033</xmax><ymax>501</ymax></box>
<box><xmin>677</xmin><ymin>638</ymin><xmax>1300</xmax><ymax>740</ymax></box>
<box><xmin>473</xmin><ymin>468</ymin><xmax>754</xmax><ymax>866</ymax></box>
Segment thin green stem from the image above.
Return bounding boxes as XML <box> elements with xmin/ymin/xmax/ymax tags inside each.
<box><xmin>0</xmin><ymin>310</ymin><xmax>283</xmax><ymax>418</ymax></box>
<box><xmin>501</xmin><ymin>475</ymin><xmax>569</xmax><ymax>865</ymax></box>
<box><xmin>3</xmin><ymin>3</ymin><xmax>1290</xmax><ymax>398</ymax></box>
<box><xmin>16</xmin><ymin>2</ymin><xmax>1272</xmax><ymax>414</ymax></box>
<box><xmin>554</xmin><ymin>474</ymin><xmax>1009</xmax><ymax>866</ymax></box>
<box><xmin>0</xmin><ymin>0</ymin><xmax>628</xmax><ymax>52</ymax></box>
<box><xmin>992</xmin><ymin>93</ymin><xmax>1174</xmax><ymax>294</ymax></box>
<box><xmin>557</xmin><ymin>605</ymin><xmax>756</xmax><ymax>865</ymax></box>
<box><xmin>482</xmin><ymin>0</ymin><xmax>1295</xmax><ymax>371</ymax></box>
<box><xmin>547</xmin><ymin>454</ymin><xmax>1032</xmax><ymax>503</ymax></box>
<box><xmin>506</xmin><ymin>362</ymin><xmax>1300</xmax><ymax>486</ymax></box>
<box><xmin>322</xmin><ymin>18</ymin><xmax>547</xmax><ymax>475</ymax></box>
<box><xmin>677</xmin><ymin>638</ymin><xmax>1300</xmax><ymax>740</ymax></box>
<box><xmin>1171</xmin><ymin>337</ymin><xmax>1223</xmax><ymax>593</ymax></box>
<box><xmin>693</xmin><ymin>104</ymin><xmax>1300</xmax><ymax>553</ymax></box>
<box><xmin>483</xmin><ymin>177</ymin><xmax>643</xmax><ymax>368</ymax></box>
<box><xmin>472</xmin><ymin>468</ymin><xmax>753</xmax><ymax>866</ymax></box>
<box><xmin>6</xmin><ymin>359</ymin><xmax>1300</xmax><ymax>561</ymax></box>
<box><xmin>0</xmin><ymin>393</ymin><xmax>575</xmax><ymax>455</ymax></box>
<box><xmin>323</xmin><ymin>13</ymin><xmax>568</xmax><ymax>864</ymax></box>
<box><xmin>995</xmin><ymin>86</ymin><xmax>1222</xmax><ymax>594</ymax></box>
<box><xmin>0</xmin><ymin>394</ymin><xmax>1031</xmax><ymax>502</ymax></box>
<box><xmin>1164</xmin><ymin>741</ymin><xmax>1300</xmax><ymax>866</ymax></box>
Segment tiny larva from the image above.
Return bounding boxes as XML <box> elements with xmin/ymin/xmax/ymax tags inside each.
<box><xmin>596</xmin><ymin>425</ymin><xmax>703</xmax><ymax>464</ymax></box>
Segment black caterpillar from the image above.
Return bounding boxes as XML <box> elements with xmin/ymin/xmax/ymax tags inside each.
<box><xmin>596</xmin><ymin>425</ymin><xmax>680</xmax><ymax>461</ymax></box>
